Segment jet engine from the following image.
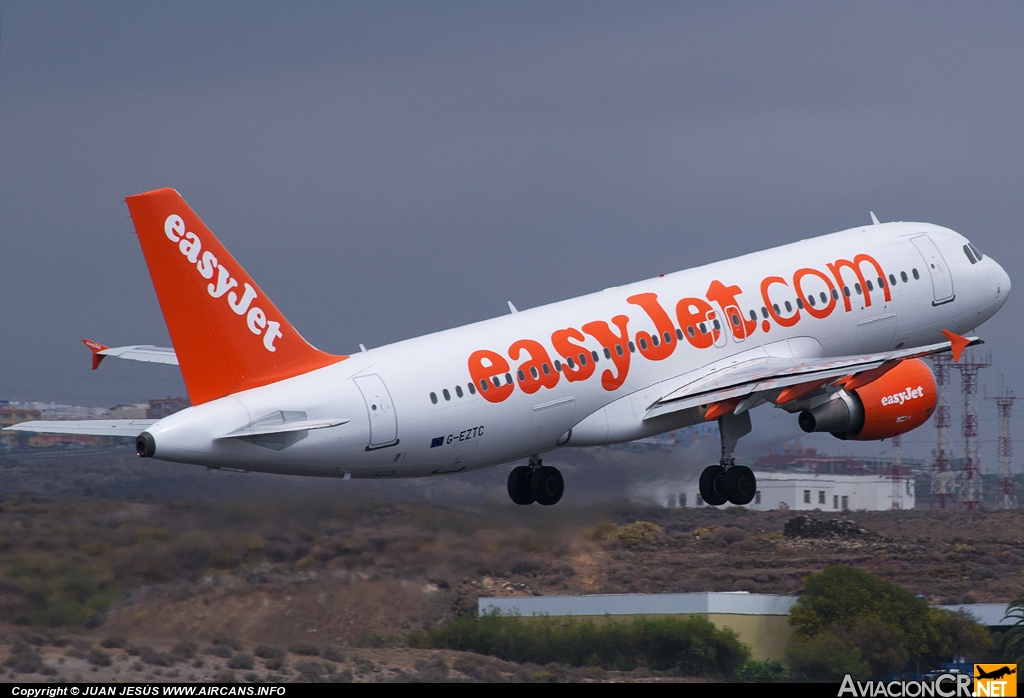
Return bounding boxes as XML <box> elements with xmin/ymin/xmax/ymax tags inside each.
<box><xmin>798</xmin><ymin>358</ymin><xmax>937</xmax><ymax>440</ymax></box>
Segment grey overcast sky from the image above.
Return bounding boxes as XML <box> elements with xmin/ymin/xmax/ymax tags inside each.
<box><xmin>1</xmin><ymin>2</ymin><xmax>1023</xmax><ymax>463</ymax></box>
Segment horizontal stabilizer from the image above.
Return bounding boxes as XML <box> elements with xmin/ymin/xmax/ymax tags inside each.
<box><xmin>84</xmin><ymin>339</ymin><xmax>178</xmax><ymax>368</ymax></box>
<box><xmin>5</xmin><ymin>420</ymin><xmax>156</xmax><ymax>437</ymax></box>
<box><xmin>217</xmin><ymin>411</ymin><xmax>349</xmax><ymax>439</ymax></box>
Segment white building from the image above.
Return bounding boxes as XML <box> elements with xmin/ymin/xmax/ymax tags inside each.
<box><xmin>668</xmin><ymin>472</ymin><xmax>914</xmax><ymax>511</ymax></box>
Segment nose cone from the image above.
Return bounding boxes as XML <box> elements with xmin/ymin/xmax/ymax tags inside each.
<box><xmin>992</xmin><ymin>257</ymin><xmax>1011</xmax><ymax>307</ymax></box>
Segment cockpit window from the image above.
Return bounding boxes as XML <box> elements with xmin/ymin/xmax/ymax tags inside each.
<box><xmin>968</xmin><ymin>241</ymin><xmax>983</xmax><ymax>261</ymax></box>
<box><xmin>963</xmin><ymin>244</ymin><xmax>978</xmax><ymax>264</ymax></box>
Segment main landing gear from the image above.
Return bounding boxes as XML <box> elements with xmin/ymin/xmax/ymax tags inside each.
<box><xmin>698</xmin><ymin>411</ymin><xmax>757</xmax><ymax>506</ymax></box>
<box><xmin>508</xmin><ymin>455</ymin><xmax>564</xmax><ymax>506</ymax></box>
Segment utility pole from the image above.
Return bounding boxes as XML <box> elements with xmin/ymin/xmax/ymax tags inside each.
<box><xmin>987</xmin><ymin>382</ymin><xmax>1018</xmax><ymax>509</ymax></box>
<box><xmin>956</xmin><ymin>353</ymin><xmax>991</xmax><ymax>509</ymax></box>
<box><xmin>930</xmin><ymin>353</ymin><xmax>956</xmax><ymax>508</ymax></box>
<box><xmin>891</xmin><ymin>434</ymin><xmax>903</xmax><ymax>510</ymax></box>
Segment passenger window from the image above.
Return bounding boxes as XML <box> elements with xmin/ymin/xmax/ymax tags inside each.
<box><xmin>628</xmin><ymin>341</ymin><xmax>636</xmax><ymax>352</ymax></box>
<box><xmin>865</xmin><ymin>279</ymin><xmax>873</xmax><ymax>291</ymax></box>
<box><xmin>877</xmin><ymin>276</ymin><xmax>885</xmax><ymax>289</ymax></box>
<box><xmin>481</xmin><ymin>381</ymin><xmax>489</xmax><ymax>392</ymax></box>
<box><xmin>912</xmin><ymin>268</ymin><xmax>920</xmax><ymax>280</ymax></box>
<box><xmin>492</xmin><ymin>377</ymin><xmax>501</xmax><ymax>387</ymax></box>
<box><xmin>566</xmin><ymin>357</ymin><xmax>575</xmax><ymax>369</ymax></box>
<box><xmin>517</xmin><ymin>370</ymin><xmax>525</xmax><ymax>382</ymax></box>
<box><xmin>651</xmin><ymin>334</ymin><xmax>660</xmax><ymax>347</ymax></box>
<box><xmin>900</xmin><ymin>271</ymin><xmax>908</xmax><ymax>283</ymax></box>
<box><xmin>455</xmin><ymin>385</ymin><xmax>463</xmax><ymax>398</ymax></box>
<box><xmin>808</xmin><ymin>295</ymin><xmax>816</xmax><ymax>307</ymax></box>
<box><xmin>579</xmin><ymin>353</ymin><xmax>587</xmax><ymax>366</ymax></box>
<box><xmin>831</xmin><ymin>289</ymin><xmax>839</xmax><ymax>300</ymax></box>
<box><xmin>675</xmin><ymin>329</ymin><xmax>684</xmax><ymax>341</ymax></box>
<box><xmin>616</xmin><ymin>345</ymin><xmax>624</xmax><ymax>355</ymax></box>
<box><xmin>784</xmin><ymin>301</ymin><xmax>792</xmax><ymax>313</ymax></box>
<box><xmin>794</xmin><ymin>299</ymin><xmax>803</xmax><ymax>310</ymax></box>
<box><xmin>530</xmin><ymin>366</ymin><xmax>539</xmax><ymax>379</ymax></box>
<box><xmin>468</xmin><ymin>382</ymin><xmax>477</xmax><ymax>395</ymax></box>
<box><xmin>889</xmin><ymin>274</ymin><xmax>896</xmax><ymax>286</ymax></box>
<box><xmin>687</xmin><ymin>326</ymin><xmax>695</xmax><ymax>337</ymax></box>
<box><xmin>665</xmin><ymin>331</ymin><xmax>674</xmax><ymax>343</ymax></box>
<box><xmin>505</xmin><ymin>373</ymin><xmax>513</xmax><ymax>385</ymax></box>
<box><xmin>855</xmin><ymin>283</ymin><xmax>862</xmax><ymax>295</ymax></box>
<box><xmin>843</xmin><ymin>286</ymin><xmax>851</xmax><ymax>297</ymax></box>
<box><xmin>761</xmin><ymin>307</ymin><xmax>769</xmax><ymax>319</ymax></box>
<box><xmin>430</xmin><ymin>392</ymin><xmax>438</xmax><ymax>405</ymax></box>
<box><xmin>748</xmin><ymin>310</ymin><xmax>756</xmax><ymax>322</ymax></box>
<box><xmin>592</xmin><ymin>350</ymin><xmax>600</xmax><ymax>362</ymax></box>
<box><xmin>730</xmin><ymin>313</ymin><xmax>740</xmax><ymax>326</ymax></box>
<box><xmin>819</xmin><ymin>292</ymin><xmax>827</xmax><ymax>304</ymax></box>
<box><xmin>542</xmin><ymin>363</ymin><xmax>551</xmax><ymax>375</ymax></box>
<box><xmin>699</xmin><ymin>322</ymin><xmax>708</xmax><ymax>334</ymax></box>
<box><xmin>772</xmin><ymin>304</ymin><xmax>780</xmax><ymax>316</ymax></box>
<box><xmin>443</xmin><ymin>389</ymin><xmax>451</xmax><ymax>401</ymax></box>
<box><xmin>554</xmin><ymin>360</ymin><xmax>562</xmax><ymax>371</ymax></box>
<box><xmin>604</xmin><ymin>347</ymin><xmax>613</xmax><ymax>359</ymax></box>
<box><xmin>638</xmin><ymin>338</ymin><xmax>648</xmax><ymax>350</ymax></box>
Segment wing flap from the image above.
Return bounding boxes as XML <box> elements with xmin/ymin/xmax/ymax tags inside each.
<box><xmin>645</xmin><ymin>336</ymin><xmax>978</xmax><ymax>421</ymax></box>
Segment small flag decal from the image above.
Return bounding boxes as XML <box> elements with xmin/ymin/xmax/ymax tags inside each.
<box><xmin>430</xmin><ymin>436</ymin><xmax>444</xmax><ymax>448</ymax></box>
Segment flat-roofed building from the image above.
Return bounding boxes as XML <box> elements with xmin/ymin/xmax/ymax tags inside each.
<box><xmin>667</xmin><ymin>472</ymin><xmax>913</xmax><ymax>511</ymax></box>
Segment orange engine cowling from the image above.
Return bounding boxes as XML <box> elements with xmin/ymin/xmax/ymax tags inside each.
<box><xmin>797</xmin><ymin>358</ymin><xmax>937</xmax><ymax>441</ymax></box>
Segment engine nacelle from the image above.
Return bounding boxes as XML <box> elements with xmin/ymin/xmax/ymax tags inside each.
<box><xmin>798</xmin><ymin>358</ymin><xmax>937</xmax><ymax>440</ymax></box>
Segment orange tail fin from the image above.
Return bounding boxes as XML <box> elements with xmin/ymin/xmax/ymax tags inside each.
<box><xmin>125</xmin><ymin>188</ymin><xmax>344</xmax><ymax>405</ymax></box>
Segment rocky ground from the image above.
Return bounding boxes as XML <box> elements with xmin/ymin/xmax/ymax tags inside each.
<box><xmin>0</xmin><ymin>448</ymin><xmax>1021</xmax><ymax>682</ymax></box>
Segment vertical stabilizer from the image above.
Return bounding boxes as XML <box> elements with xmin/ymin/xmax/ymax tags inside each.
<box><xmin>126</xmin><ymin>188</ymin><xmax>344</xmax><ymax>404</ymax></box>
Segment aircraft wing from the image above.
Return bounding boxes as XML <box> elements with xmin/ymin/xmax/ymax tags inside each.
<box><xmin>645</xmin><ymin>334</ymin><xmax>977</xmax><ymax>420</ymax></box>
<box><xmin>4</xmin><ymin>420</ymin><xmax>156</xmax><ymax>437</ymax></box>
<box><xmin>83</xmin><ymin>339</ymin><xmax>178</xmax><ymax>369</ymax></box>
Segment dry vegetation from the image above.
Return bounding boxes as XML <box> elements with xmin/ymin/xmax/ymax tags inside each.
<box><xmin>0</xmin><ymin>449</ymin><xmax>1022</xmax><ymax>681</ymax></box>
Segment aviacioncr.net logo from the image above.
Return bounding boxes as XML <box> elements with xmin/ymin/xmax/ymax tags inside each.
<box><xmin>839</xmin><ymin>673</ymin><xmax>973</xmax><ymax>697</ymax></box>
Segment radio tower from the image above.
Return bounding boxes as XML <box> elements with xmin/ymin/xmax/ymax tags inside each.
<box><xmin>987</xmin><ymin>383</ymin><xmax>1018</xmax><ymax>509</ymax></box>
<box><xmin>956</xmin><ymin>352</ymin><xmax>991</xmax><ymax>509</ymax></box>
<box><xmin>891</xmin><ymin>434</ymin><xmax>903</xmax><ymax>510</ymax></box>
<box><xmin>930</xmin><ymin>353</ymin><xmax>956</xmax><ymax>508</ymax></box>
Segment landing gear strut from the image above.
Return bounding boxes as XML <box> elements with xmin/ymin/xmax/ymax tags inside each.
<box><xmin>508</xmin><ymin>455</ymin><xmax>564</xmax><ymax>506</ymax></box>
<box><xmin>698</xmin><ymin>411</ymin><xmax>757</xmax><ymax>506</ymax></box>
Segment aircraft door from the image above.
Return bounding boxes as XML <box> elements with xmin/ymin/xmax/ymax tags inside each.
<box><xmin>353</xmin><ymin>374</ymin><xmax>399</xmax><ymax>450</ymax></box>
<box><xmin>910</xmin><ymin>235</ymin><xmax>955</xmax><ymax>305</ymax></box>
<box><xmin>705</xmin><ymin>310</ymin><xmax>728</xmax><ymax>348</ymax></box>
<box><xmin>722</xmin><ymin>304</ymin><xmax>748</xmax><ymax>343</ymax></box>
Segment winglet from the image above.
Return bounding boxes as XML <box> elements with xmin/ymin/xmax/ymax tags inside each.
<box><xmin>941</xmin><ymin>330</ymin><xmax>971</xmax><ymax>362</ymax></box>
<box><xmin>82</xmin><ymin>339</ymin><xmax>109</xmax><ymax>371</ymax></box>
<box><xmin>870</xmin><ymin>211</ymin><xmax>880</xmax><ymax>225</ymax></box>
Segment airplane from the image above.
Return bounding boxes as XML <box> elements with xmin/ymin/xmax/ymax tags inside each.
<box><xmin>976</xmin><ymin>666</ymin><xmax>1017</xmax><ymax>680</ymax></box>
<box><xmin>8</xmin><ymin>188</ymin><xmax>1011</xmax><ymax>507</ymax></box>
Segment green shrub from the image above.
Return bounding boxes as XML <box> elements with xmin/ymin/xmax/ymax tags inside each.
<box><xmin>410</xmin><ymin>613</ymin><xmax>749</xmax><ymax>676</ymax></box>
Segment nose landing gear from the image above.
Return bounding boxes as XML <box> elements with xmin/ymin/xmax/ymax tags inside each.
<box><xmin>697</xmin><ymin>411</ymin><xmax>757</xmax><ymax>506</ymax></box>
<box><xmin>508</xmin><ymin>455</ymin><xmax>564</xmax><ymax>506</ymax></box>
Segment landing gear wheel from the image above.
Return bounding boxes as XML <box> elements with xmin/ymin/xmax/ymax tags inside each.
<box><xmin>725</xmin><ymin>465</ymin><xmax>756</xmax><ymax>505</ymax></box>
<box><xmin>507</xmin><ymin>465</ymin><xmax>535</xmax><ymax>505</ymax></box>
<box><xmin>699</xmin><ymin>465</ymin><xmax>728</xmax><ymax>506</ymax></box>
<box><xmin>530</xmin><ymin>465</ymin><xmax>564</xmax><ymax>506</ymax></box>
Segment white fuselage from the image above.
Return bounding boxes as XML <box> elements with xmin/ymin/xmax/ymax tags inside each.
<box><xmin>145</xmin><ymin>222</ymin><xmax>1010</xmax><ymax>478</ymax></box>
